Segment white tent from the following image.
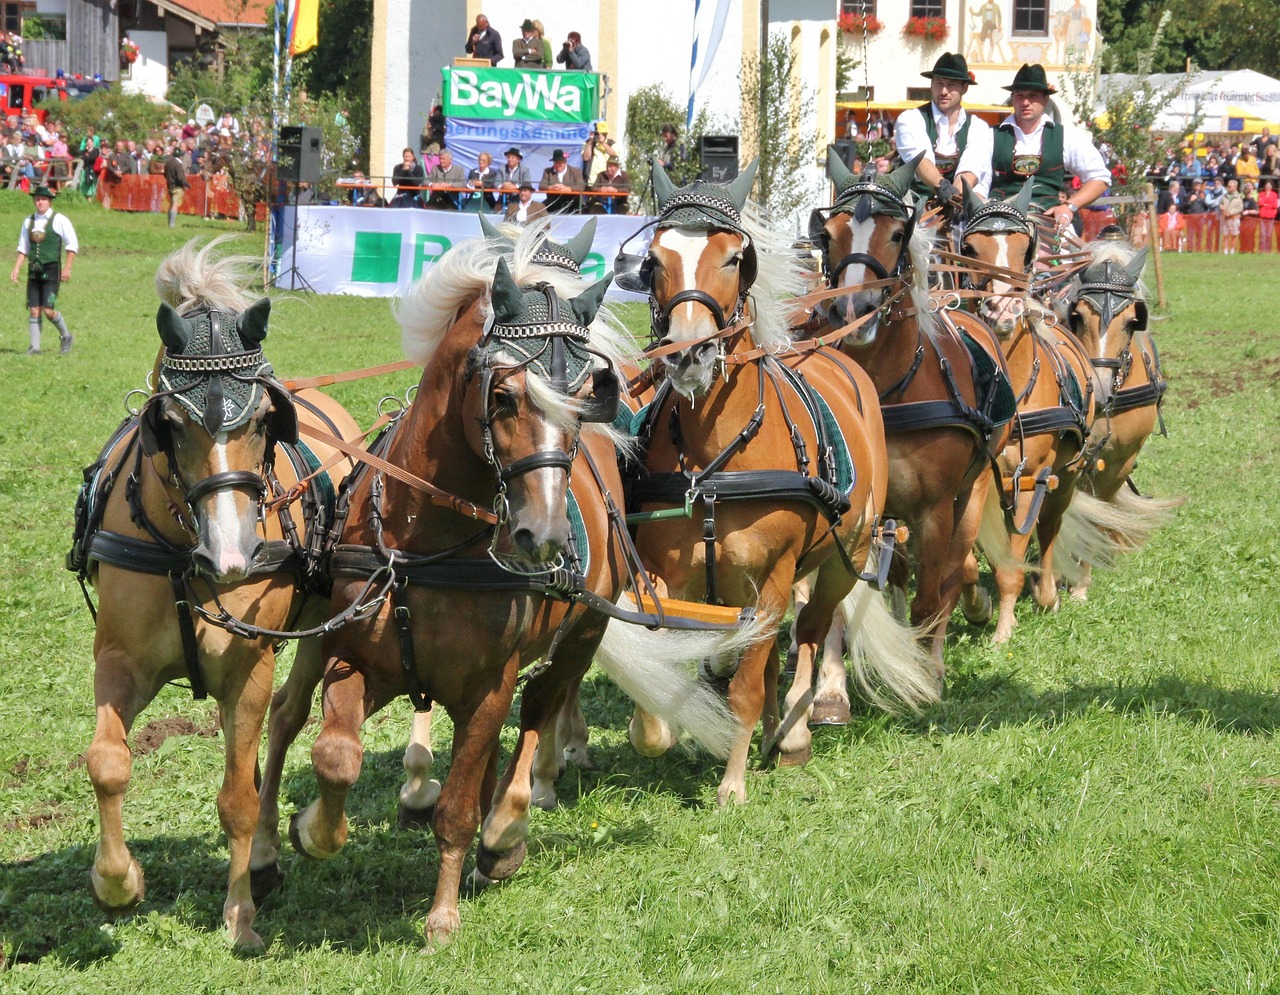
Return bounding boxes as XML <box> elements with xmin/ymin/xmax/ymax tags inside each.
<box><xmin>1097</xmin><ymin>68</ymin><xmax>1280</xmax><ymax>137</ymax></box>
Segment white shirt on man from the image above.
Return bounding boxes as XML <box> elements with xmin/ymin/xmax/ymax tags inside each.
<box><xmin>894</xmin><ymin>102</ymin><xmax>994</xmax><ymax>197</ymax></box>
<box><xmin>17</xmin><ymin>207</ymin><xmax>78</xmax><ymax>256</ymax></box>
<box><xmin>996</xmin><ymin>114</ymin><xmax>1112</xmax><ymax>187</ymax></box>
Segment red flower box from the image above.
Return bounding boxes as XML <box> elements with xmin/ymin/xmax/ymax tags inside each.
<box><xmin>838</xmin><ymin>12</ymin><xmax>885</xmax><ymax>35</ymax></box>
<box><xmin>903</xmin><ymin>16</ymin><xmax>949</xmax><ymax>40</ymax></box>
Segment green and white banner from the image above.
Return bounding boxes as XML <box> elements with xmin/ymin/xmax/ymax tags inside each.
<box><xmin>442</xmin><ymin>67</ymin><xmax>599</xmax><ymax>123</ymax></box>
<box><xmin>278</xmin><ymin>206</ymin><xmax>651</xmax><ymax>299</ymax></box>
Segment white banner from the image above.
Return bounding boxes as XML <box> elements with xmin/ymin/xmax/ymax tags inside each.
<box><xmin>445</xmin><ymin>117</ymin><xmax>590</xmax><ymax>175</ymax></box>
<box><xmin>276</xmin><ymin>206</ymin><xmax>653</xmax><ymax>300</ymax></box>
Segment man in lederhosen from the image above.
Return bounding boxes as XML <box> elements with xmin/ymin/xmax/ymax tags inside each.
<box><xmin>10</xmin><ymin>185</ymin><xmax>77</xmax><ymax>355</ymax></box>
<box><xmin>893</xmin><ymin>52</ymin><xmax>993</xmax><ymax>208</ymax></box>
<box><xmin>989</xmin><ymin>63</ymin><xmax>1110</xmax><ymax>229</ymax></box>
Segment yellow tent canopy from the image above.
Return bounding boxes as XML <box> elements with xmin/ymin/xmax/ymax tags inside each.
<box><xmin>837</xmin><ymin>100</ymin><xmax>1010</xmax><ymax>127</ymax></box>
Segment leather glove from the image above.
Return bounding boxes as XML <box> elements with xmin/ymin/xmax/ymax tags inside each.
<box><xmin>935</xmin><ymin>177</ymin><xmax>961</xmax><ymax>207</ymax></box>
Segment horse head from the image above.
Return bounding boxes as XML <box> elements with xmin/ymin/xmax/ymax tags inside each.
<box><xmin>810</xmin><ymin>150</ymin><xmax>926</xmax><ymax>341</ymax></box>
<box><xmin>464</xmin><ymin>256</ymin><xmax>614</xmax><ymax>567</ymax></box>
<box><xmin>959</xmin><ymin>178</ymin><xmax>1038</xmax><ymax>336</ymax></box>
<box><xmin>140</xmin><ymin>297</ymin><xmax>296</xmax><ymax>582</ymax></box>
<box><xmin>625</xmin><ymin>159</ymin><xmax>759</xmax><ymax>396</ymax></box>
<box><xmin>1068</xmin><ymin>240</ymin><xmax>1148</xmax><ymax>359</ymax></box>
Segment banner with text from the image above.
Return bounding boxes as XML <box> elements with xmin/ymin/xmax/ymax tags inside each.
<box><xmin>442</xmin><ymin>67</ymin><xmax>599</xmax><ymax>123</ymax></box>
<box><xmin>444</xmin><ymin>117</ymin><xmax>590</xmax><ymax>175</ymax></box>
<box><xmin>277</xmin><ymin>206</ymin><xmax>653</xmax><ymax>299</ymax></box>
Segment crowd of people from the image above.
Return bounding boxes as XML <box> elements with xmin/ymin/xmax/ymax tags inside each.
<box><xmin>464</xmin><ymin>14</ymin><xmax>593</xmax><ymax>71</ymax></box>
<box><xmin>347</xmin><ymin>124</ymin><xmax>633</xmax><ymax>219</ymax></box>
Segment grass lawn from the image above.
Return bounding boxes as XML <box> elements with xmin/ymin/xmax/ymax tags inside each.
<box><xmin>1</xmin><ymin>192</ymin><xmax>1278</xmax><ymax>992</ymax></box>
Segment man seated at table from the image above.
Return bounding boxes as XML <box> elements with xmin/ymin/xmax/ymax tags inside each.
<box><xmin>538</xmin><ymin>148</ymin><xmax>584</xmax><ymax>214</ymax></box>
<box><xmin>503</xmin><ymin>180</ymin><xmax>548</xmax><ymax>225</ymax></box>
<box><xmin>426</xmin><ymin>149</ymin><xmax>467</xmax><ymax>209</ymax></box>
<box><xmin>589</xmin><ymin>155</ymin><xmax>630</xmax><ymax>214</ymax></box>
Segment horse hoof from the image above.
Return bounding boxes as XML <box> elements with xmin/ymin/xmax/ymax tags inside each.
<box><xmin>396</xmin><ymin>802</ymin><xmax>436</xmax><ymax>831</ymax></box>
<box><xmin>810</xmin><ymin>697</ymin><xmax>851</xmax><ymax>726</ymax></box>
<box><xmin>961</xmin><ymin>588</ymin><xmax>993</xmax><ymax>625</ymax></box>
<box><xmin>250</xmin><ymin>862</ymin><xmax>284</xmax><ymax>903</ymax></box>
<box><xmin>90</xmin><ymin>863</ymin><xmax>145</xmax><ymax>914</ymax></box>
<box><xmin>779</xmin><ymin>744</ymin><xmax>812</xmax><ymax>767</ymax></box>
<box><xmin>475</xmin><ymin>839</ymin><xmax>528</xmax><ymax>882</ymax></box>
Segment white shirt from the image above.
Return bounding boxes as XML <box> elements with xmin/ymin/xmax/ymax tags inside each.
<box><xmin>17</xmin><ymin>207</ymin><xmax>78</xmax><ymax>256</ymax></box>
<box><xmin>997</xmin><ymin>114</ymin><xmax>1112</xmax><ymax>187</ymax></box>
<box><xmin>894</xmin><ymin>102</ymin><xmax>994</xmax><ymax>198</ymax></box>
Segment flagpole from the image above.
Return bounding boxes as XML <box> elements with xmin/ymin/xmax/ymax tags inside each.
<box><xmin>267</xmin><ymin>0</ymin><xmax>285</xmax><ymax>286</ymax></box>
<box><xmin>687</xmin><ymin>0</ymin><xmax>700</xmax><ymax>128</ymax></box>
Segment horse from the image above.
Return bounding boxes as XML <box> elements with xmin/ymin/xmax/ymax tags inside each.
<box><xmin>615</xmin><ymin>160</ymin><xmax>940</xmax><ymax>804</ymax></box>
<box><xmin>276</xmin><ymin>225</ymin><xmax>757</xmax><ymax>946</ymax></box>
<box><xmin>801</xmin><ymin>150</ymin><xmax>1015</xmax><ymax>691</ymax></box>
<box><xmin>957</xmin><ymin>181</ymin><xmax>1101</xmax><ymax>642</ymax></box>
<box><xmin>1059</xmin><ymin>231</ymin><xmax>1182</xmax><ymax>598</ymax></box>
<box><xmin>66</xmin><ymin>239</ymin><xmax>363</xmax><ymax>952</ymax></box>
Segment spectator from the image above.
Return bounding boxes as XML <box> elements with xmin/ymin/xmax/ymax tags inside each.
<box><xmin>1157</xmin><ymin>199</ymin><xmax>1185</xmax><ymax>251</ymax></box>
<box><xmin>467</xmin><ymin>150</ymin><xmax>499</xmax><ymax>209</ymax></box>
<box><xmin>1241</xmin><ymin>180</ymin><xmax>1259</xmax><ymax>217</ymax></box>
<box><xmin>589</xmin><ymin>155</ymin><xmax>630</xmax><ymax>214</ymax></box>
<box><xmin>1219</xmin><ymin>177</ymin><xmax>1244</xmax><ymax>254</ymax></box>
<box><xmin>164</xmin><ymin>142</ymin><xmax>188</xmax><ymax>228</ymax></box>
<box><xmin>1258</xmin><ymin>178</ymin><xmax>1278</xmax><ymax>220</ymax></box>
<box><xmin>217</xmin><ymin>110</ymin><xmax>240</xmax><ymax>136</ymax></box>
<box><xmin>581</xmin><ymin>121</ymin><xmax>618</xmax><ymax>185</ymax></box>
<box><xmin>503</xmin><ymin>180</ymin><xmax>547</xmax><ymax>225</ymax></box>
<box><xmin>532</xmin><ymin>20</ymin><xmax>552</xmax><ymax>67</ymax></box>
<box><xmin>1236</xmin><ymin>145</ymin><xmax>1261</xmax><ymax>184</ymax></box>
<box><xmin>1202</xmin><ymin>154</ymin><xmax>1220</xmax><ymax>181</ymax></box>
<box><xmin>465</xmin><ymin>13</ymin><xmax>503</xmax><ymax>65</ymax></box>
<box><xmin>499</xmin><ymin>146</ymin><xmax>531</xmax><ymax>191</ymax></box>
<box><xmin>1184</xmin><ymin>179</ymin><xmax>1208</xmax><ymax>215</ymax></box>
<box><xmin>512</xmin><ymin>19</ymin><xmax>546</xmax><ymax>69</ymax></box>
<box><xmin>347</xmin><ymin>169</ymin><xmax>378</xmax><ymax>206</ymax></box>
<box><xmin>556</xmin><ymin>31</ymin><xmax>592</xmax><ymax>71</ymax></box>
<box><xmin>426</xmin><ymin>149</ymin><xmax>466</xmax><ymax>209</ymax></box>
<box><xmin>538</xmin><ymin>148</ymin><xmax>584</xmax><ymax>214</ymax></box>
<box><xmin>1203</xmin><ymin>175</ymin><xmax>1225</xmax><ymax>211</ymax></box>
<box><xmin>1262</xmin><ymin>143</ymin><xmax>1280</xmax><ymax>180</ymax></box>
<box><xmin>658</xmin><ymin>123</ymin><xmax>689</xmax><ymax>183</ymax></box>
<box><xmin>1156</xmin><ymin>179</ymin><xmax>1182</xmax><ymax>215</ymax></box>
<box><xmin>1179</xmin><ymin>148</ymin><xmax>1202</xmax><ymax>182</ymax></box>
<box><xmin>391</xmin><ymin>147</ymin><xmax>425</xmax><ymax>207</ymax></box>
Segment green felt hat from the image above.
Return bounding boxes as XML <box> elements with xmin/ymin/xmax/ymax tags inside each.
<box><xmin>922</xmin><ymin>52</ymin><xmax>974</xmax><ymax>84</ymax></box>
<box><xmin>30</xmin><ymin>185</ymin><xmax>56</xmax><ymax>199</ymax></box>
<box><xmin>1003</xmin><ymin>63</ymin><xmax>1057</xmax><ymax>95</ymax></box>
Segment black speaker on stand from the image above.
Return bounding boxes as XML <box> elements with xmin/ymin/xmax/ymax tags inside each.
<box><xmin>698</xmin><ymin>135</ymin><xmax>739</xmax><ymax>183</ymax></box>
<box><xmin>274</xmin><ymin>126</ymin><xmax>323</xmax><ymax>291</ymax></box>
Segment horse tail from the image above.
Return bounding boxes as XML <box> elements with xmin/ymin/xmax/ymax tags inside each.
<box><xmin>1054</xmin><ymin>487</ymin><xmax>1185</xmax><ymax>585</ymax></box>
<box><xmin>840</xmin><ymin>582</ymin><xmax>941</xmax><ymax>713</ymax></box>
<box><xmin>976</xmin><ymin>483</ymin><xmax>1023</xmax><ymax>570</ymax></box>
<box><xmin>593</xmin><ymin>597</ymin><xmax>774</xmax><ymax>758</ymax></box>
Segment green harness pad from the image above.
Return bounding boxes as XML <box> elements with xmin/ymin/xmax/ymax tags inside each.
<box><xmin>1063</xmin><ymin>362</ymin><xmax>1085</xmax><ymax>414</ymax></box>
<box><xmin>808</xmin><ymin>388</ymin><xmax>854</xmax><ymax>494</ymax></box>
<box><xmin>960</xmin><ymin>329</ymin><xmax>1017</xmax><ymax>427</ymax></box>
<box><xmin>286</xmin><ymin>439</ymin><xmax>337</xmax><ymax>526</ymax></box>
<box><xmin>566</xmin><ymin>488</ymin><xmax>590</xmax><ymax>574</ymax></box>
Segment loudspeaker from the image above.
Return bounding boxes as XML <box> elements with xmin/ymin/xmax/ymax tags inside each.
<box><xmin>831</xmin><ymin>139</ymin><xmax>860</xmax><ymax>172</ymax></box>
<box><xmin>278</xmin><ymin>125</ymin><xmax>322</xmax><ymax>184</ymax></box>
<box><xmin>699</xmin><ymin>135</ymin><xmax>739</xmax><ymax>183</ymax></box>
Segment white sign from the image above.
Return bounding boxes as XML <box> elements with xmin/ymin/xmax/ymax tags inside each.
<box><xmin>276</xmin><ymin>206</ymin><xmax>652</xmax><ymax>300</ymax></box>
<box><xmin>195</xmin><ymin>103</ymin><xmax>215</xmax><ymax>125</ymax></box>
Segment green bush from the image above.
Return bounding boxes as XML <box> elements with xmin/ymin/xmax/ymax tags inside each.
<box><xmin>37</xmin><ymin>89</ymin><xmax>171</xmax><ymax>147</ymax></box>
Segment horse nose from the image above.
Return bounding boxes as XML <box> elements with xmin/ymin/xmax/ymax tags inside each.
<box><xmin>191</xmin><ymin>538</ymin><xmax>263</xmax><ymax>583</ymax></box>
<box><xmin>510</xmin><ymin>526</ymin><xmax>565</xmax><ymax>566</ymax></box>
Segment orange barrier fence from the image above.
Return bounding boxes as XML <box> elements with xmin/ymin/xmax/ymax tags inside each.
<box><xmin>97</xmin><ymin>173</ymin><xmax>245</xmax><ymax>220</ymax></box>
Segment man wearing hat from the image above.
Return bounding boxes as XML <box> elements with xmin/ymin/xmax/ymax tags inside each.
<box><xmin>893</xmin><ymin>52</ymin><xmax>992</xmax><ymax>206</ymax></box>
<box><xmin>503</xmin><ymin>181</ymin><xmax>548</xmax><ymax>225</ymax></box>
<box><xmin>989</xmin><ymin>63</ymin><xmax>1110</xmax><ymax>227</ymax></box>
<box><xmin>512</xmin><ymin>19</ymin><xmax>546</xmax><ymax>69</ymax></box>
<box><xmin>538</xmin><ymin>148</ymin><xmax>584</xmax><ymax>214</ymax></box>
<box><xmin>9</xmin><ymin>185</ymin><xmax>76</xmax><ymax>354</ymax></box>
<box><xmin>589</xmin><ymin>154</ymin><xmax>631</xmax><ymax>214</ymax></box>
<box><xmin>581</xmin><ymin>121</ymin><xmax>619</xmax><ymax>185</ymax></box>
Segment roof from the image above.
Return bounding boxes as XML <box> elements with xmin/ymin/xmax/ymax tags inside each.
<box><xmin>153</xmin><ymin>0</ymin><xmax>272</xmax><ymax>29</ymax></box>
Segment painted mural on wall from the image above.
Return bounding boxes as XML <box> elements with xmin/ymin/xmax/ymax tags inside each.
<box><xmin>964</xmin><ymin>0</ymin><xmax>1094</xmax><ymax>71</ymax></box>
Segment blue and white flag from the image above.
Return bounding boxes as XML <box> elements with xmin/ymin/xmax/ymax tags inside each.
<box><xmin>688</xmin><ymin>0</ymin><xmax>733</xmax><ymax>127</ymax></box>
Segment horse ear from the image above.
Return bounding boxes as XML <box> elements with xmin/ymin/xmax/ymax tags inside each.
<box><xmin>1011</xmin><ymin>177</ymin><xmax>1035</xmax><ymax>216</ymax></box>
<box><xmin>569</xmin><ymin>273</ymin><xmax>613</xmax><ymax>327</ymax></box>
<box><xmin>563</xmin><ymin>216</ymin><xmax>597</xmax><ymax>265</ymax></box>
<box><xmin>884</xmin><ymin>151</ymin><xmax>925</xmax><ymax>198</ymax></box>
<box><xmin>1123</xmin><ymin>248</ymin><xmax>1148</xmax><ymax>282</ymax></box>
<box><xmin>156</xmin><ymin>302</ymin><xmax>190</xmax><ymax>352</ymax></box>
<box><xmin>726</xmin><ymin>159</ymin><xmax>759</xmax><ymax>210</ymax></box>
<box><xmin>477</xmin><ymin>213</ymin><xmax>509</xmax><ymax>243</ymax></box>
<box><xmin>490</xmin><ymin>257</ymin><xmax>525</xmax><ymax>323</ymax></box>
<box><xmin>651</xmin><ymin>156</ymin><xmax>676</xmax><ymax>208</ymax></box>
<box><xmin>962</xmin><ymin>177</ymin><xmax>984</xmax><ymax>216</ymax></box>
<box><xmin>825</xmin><ymin>145</ymin><xmax>853</xmax><ymax>189</ymax></box>
<box><xmin>236</xmin><ymin>297</ymin><xmax>272</xmax><ymax>346</ymax></box>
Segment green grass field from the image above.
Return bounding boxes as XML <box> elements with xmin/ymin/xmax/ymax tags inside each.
<box><xmin>1</xmin><ymin>192</ymin><xmax>1278</xmax><ymax>993</ymax></box>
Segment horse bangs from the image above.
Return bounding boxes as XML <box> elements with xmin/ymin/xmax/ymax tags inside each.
<box><xmin>397</xmin><ymin>235</ymin><xmax>501</xmax><ymax>366</ymax></box>
<box><xmin>740</xmin><ymin>201</ymin><xmax>808</xmax><ymax>353</ymax></box>
<box><xmin>907</xmin><ymin>221</ymin><xmax>940</xmax><ymax>341</ymax></box>
<box><xmin>155</xmin><ymin>235</ymin><xmax>258</xmax><ymax>314</ymax></box>
<box><xmin>1083</xmin><ymin>237</ymin><xmax>1151</xmax><ymax>300</ymax></box>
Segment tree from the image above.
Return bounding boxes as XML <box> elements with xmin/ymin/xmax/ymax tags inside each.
<box><xmin>623</xmin><ymin>84</ymin><xmax>713</xmax><ymax>212</ymax></box>
<box><xmin>1095</xmin><ymin>0</ymin><xmax>1280</xmax><ymax>74</ymax></box>
<box><xmin>291</xmin><ymin>0</ymin><xmax>373</xmax><ymax>170</ymax></box>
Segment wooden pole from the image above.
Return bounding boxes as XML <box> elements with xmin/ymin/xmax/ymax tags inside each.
<box><xmin>1146</xmin><ymin>181</ymin><xmax>1168</xmax><ymax>309</ymax></box>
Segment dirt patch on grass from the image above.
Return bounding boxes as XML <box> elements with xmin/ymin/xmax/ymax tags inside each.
<box><xmin>1178</xmin><ymin>356</ymin><xmax>1280</xmax><ymax>409</ymax></box>
<box><xmin>1</xmin><ymin>802</ymin><xmax>65</xmax><ymax>833</ymax></box>
<box><xmin>132</xmin><ymin>716</ymin><xmax>220</xmax><ymax>756</ymax></box>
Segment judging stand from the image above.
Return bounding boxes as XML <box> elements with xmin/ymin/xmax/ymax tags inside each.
<box><xmin>336</xmin><ymin>178</ymin><xmax>632</xmax><ymax>215</ymax></box>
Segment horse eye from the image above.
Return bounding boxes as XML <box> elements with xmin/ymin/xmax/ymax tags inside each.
<box><xmin>890</xmin><ymin>231</ymin><xmax>904</xmax><ymax>244</ymax></box>
<box><xmin>723</xmin><ymin>254</ymin><xmax>742</xmax><ymax>269</ymax></box>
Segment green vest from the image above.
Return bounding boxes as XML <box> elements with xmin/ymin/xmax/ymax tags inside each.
<box><xmin>25</xmin><ymin>213</ymin><xmax>63</xmax><ymax>274</ymax></box>
<box><xmin>991</xmin><ymin>122</ymin><xmax>1065</xmax><ymax>209</ymax></box>
<box><xmin>913</xmin><ymin>102</ymin><xmax>973</xmax><ymax>198</ymax></box>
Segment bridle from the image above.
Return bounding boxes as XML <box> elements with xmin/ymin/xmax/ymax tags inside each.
<box><xmin>958</xmin><ymin>199</ymin><xmax>1039</xmax><ymax>292</ymax></box>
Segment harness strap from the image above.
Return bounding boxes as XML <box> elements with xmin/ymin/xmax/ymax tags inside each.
<box><xmin>169</xmin><ymin>572</ymin><xmax>208</xmax><ymax>700</ymax></box>
<box><xmin>392</xmin><ymin>580</ymin><xmax>432</xmax><ymax>714</ymax></box>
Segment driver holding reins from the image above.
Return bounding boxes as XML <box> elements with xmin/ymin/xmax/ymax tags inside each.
<box><xmin>988</xmin><ymin>63</ymin><xmax>1110</xmax><ymax>230</ymax></box>
<box><xmin>893</xmin><ymin>52</ymin><xmax>993</xmax><ymax>209</ymax></box>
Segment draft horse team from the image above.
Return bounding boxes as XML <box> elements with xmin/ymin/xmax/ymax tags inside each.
<box><xmin>64</xmin><ymin>150</ymin><xmax>1177</xmax><ymax>949</ymax></box>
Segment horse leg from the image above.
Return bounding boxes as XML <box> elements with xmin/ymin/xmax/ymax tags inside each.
<box><xmin>290</xmin><ymin>656</ymin><xmax>369</xmax><ymax>861</ymax></box>
<box><xmin>398</xmin><ymin>708</ymin><xmax>441</xmax><ymax>830</ymax></box>
<box><xmin>86</xmin><ymin>650</ymin><xmax>151</xmax><ymax>912</ymax></box>
<box><xmin>555</xmin><ymin>673</ymin><xmax>593</xmax><ymax>771</ymax></box>
<box><xmin>958</xmin><ymin>478</ymin><xmax>995</xmax><ymax>625</ymax></box>
<box><xmin>424</xmin><ymin>678</ymin><xmax>517</xmax><ymax>946</ymax></box>
<box><xmin>628</xmin><ymin>576</ymin><xmax>678</xmax><ymax>758</ymax></box>
<box><xmin>811</xmin><ymin>608</ymin><xmax>851</xmax><ymax>727</ymax></box>
<box><xmin>718</xmin><ymin>637</ymin><xmax>771</xmax><ymax>805</ymax></box>
<box><xmin>216</xmin><ymin>648</ymin><xmax>274</xmax><ymax>952</ymax></box>
<box><xmin>252</xmin><ymin>633</ymin><xmax>324</xmax><ymax>895</ymax></box>
<box><xmin>787</xmin><ymin>575</ymin><xmax>812</xmax><ymax>671</ymax></box>
<box><xmin>992</xmin><ymin>528</ymin><xmax>1033</xmax><ymax>644</ymax></box>
<box><xmin>1031</xmin><ymin>503</ymin><xmax>1066</xmax><ymax>614</ymax></box>
<box><xmin>907</xmin><ymin>503</ymin><xmax>954</xmax><ymax>686</ymax></box>
<box><xmin>1069</xmin><ymin>559</ymin><xmax>1094</xmax><ymax>602</ymax></box>
<box><xmin>769</xmin><ymin>624</ymin><xmax>817</xmax><ymax>765</ymax></box>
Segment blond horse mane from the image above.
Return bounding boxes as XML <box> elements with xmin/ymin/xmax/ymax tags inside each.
<box><xmin>154</xmin><ymin>235</ymin><xmax>259</xmax><ymax>315</ymax></box>
<box><xmin>1081</xmin><ymin>236</ymin><xmax>1150</xmax><ymax>300</ymax></box>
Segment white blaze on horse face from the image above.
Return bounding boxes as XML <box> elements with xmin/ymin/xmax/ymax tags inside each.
<box><xmin>197</xmin><ymin>433</ymin><xmax>259</xmax><ymax>580</ymax></box>
<box><xmin>661</xmin><ymin>229</ymin><xmax>714</xmax><ymax>338</ymax></box>
<box><xmin>981</xmin><ymin>237</ymin><xmax>1025</xmax><ymax>333</ymax></box>
<box><xmin>839</xmin><ymin>218</ymin><xmax>877</xmax><ymax>294</ymax></box>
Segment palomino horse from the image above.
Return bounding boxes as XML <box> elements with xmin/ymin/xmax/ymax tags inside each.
<box><xmin>802</xmin><ymin>151</ymin><xmax>1015</xmax><ymax>693</ymax></box>
<box><xmin>280</xmin><ymin>227</ymin><xmax>755</xmax><ymax>946</ymax></box>
<box><xmin>957</xmin><ymin>182</ymin><xmax>1099</xmax><ymax>641</ymax></box>
<box><xmin>1060</xmin><ymin>231</ymin><xmax>1181</xmax><ymax>598</ymax></box>
<box><xmin>66</xmin><ymin>240</ymin><xmax>362</xmax><ymax>952</ymax></box>
<box><xmin>617</xmin><ymin>161</ymin><xmax>939</xmax><ymax>803</ymax></box>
